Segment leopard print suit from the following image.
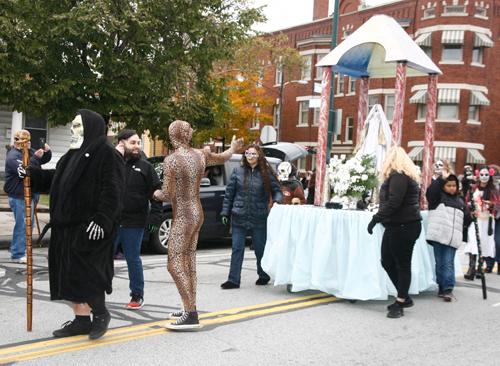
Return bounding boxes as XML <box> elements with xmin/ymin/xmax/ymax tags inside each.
<box><xmin>154</xmin><ymin>120</ymin><xmax>243</xmax><ymax>312</ymax></box>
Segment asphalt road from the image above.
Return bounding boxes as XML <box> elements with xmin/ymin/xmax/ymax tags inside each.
<box><xmin>1</xmin><ymin>240</ymin><xmax>499</xmax><ymax>366</ymax></box>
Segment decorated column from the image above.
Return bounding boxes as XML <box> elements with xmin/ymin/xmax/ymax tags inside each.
<box><xmin>420</xmin><ymin>74</ymin><xmax>439</xmax><ymax>209</ymax></box>
<box><xmin>314</xmin><ymin>67</ymin><xmax>332</xmax><ymax>205</ymax></box>
<box><xmin>356</xmin><ymin>76</ymin><xmax>370</xmax><ymax>143</ymax></box>
<box><xmin>391</xmin><ymin>62</ymin><xmax>408</xmax><ymax>147</ymax></box>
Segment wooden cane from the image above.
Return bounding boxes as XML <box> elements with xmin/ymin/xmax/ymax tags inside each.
<box><xmin>20</xmin><ymin>135</ymin><xmax>33</xmax><ymax>331</ymax></box>
<box><xmin>33</xmin><ymin>200</ymin><xmax>43</xmax><ymax>247</ymax></box>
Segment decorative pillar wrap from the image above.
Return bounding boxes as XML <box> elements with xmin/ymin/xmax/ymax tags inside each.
<box><xmin>356</xmin><ymin>77</ymin><xmax>370</xmax><ymax>144</ymax></box>
<box><xmin>391</xmin><ymin>62</ymin><xmax>408</xmax><ymax>147</ymax></box>
<box><xmin>420</xmin><ymin>74</ymin><xmax>439</xmax><ymax>209</ymax></box>
<box><xmin>314</xmin><ymin>67</ymin><xmax>332</xmax><ymax>205</ymax></box>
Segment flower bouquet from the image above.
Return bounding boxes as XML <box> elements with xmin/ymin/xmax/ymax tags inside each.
<box><xmin>328</xmin><ymin>154</ymin><xmax>379</xmax><ymax>201</ymax></box>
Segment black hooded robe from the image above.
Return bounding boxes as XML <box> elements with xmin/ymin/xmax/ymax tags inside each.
<box><xmin>30</xmin><ymin>109</ymin><xmax>125</xmax><ymax>302</ymax></box>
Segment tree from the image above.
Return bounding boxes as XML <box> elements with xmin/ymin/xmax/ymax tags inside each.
<box><xmin>0</xmin><ymin>0</ymin><xmax>265</xmax><ymax>141</ymax></box>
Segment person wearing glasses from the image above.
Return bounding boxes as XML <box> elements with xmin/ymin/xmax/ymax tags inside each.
<box><xmin>220</xmin><ymin>144</ymin><xmax>283</xmax><ymax>289</ymax></box>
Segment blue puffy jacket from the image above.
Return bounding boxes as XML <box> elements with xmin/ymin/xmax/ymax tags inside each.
<box><xmin>221</xmin><ymin>164</ymin><xmax>283</xmax><ymax>229</ymax></box>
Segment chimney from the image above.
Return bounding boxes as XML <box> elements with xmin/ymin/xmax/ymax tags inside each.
<box><xmin>313</xmin><ymin>0</ymin><xmax>329</xmax><ymax>21</ymax></box>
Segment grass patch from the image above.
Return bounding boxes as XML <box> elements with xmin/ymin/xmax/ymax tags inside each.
<box><xmin>38</xmin><ymin>194</ymin><xmax>50</xmax><ymax>206</ymax></box>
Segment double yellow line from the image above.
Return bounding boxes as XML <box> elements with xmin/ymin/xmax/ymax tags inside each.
<box><xmin>0</xmin><ymin>293</ymin><xmax>339</xmax><ymax>364</ymax></box>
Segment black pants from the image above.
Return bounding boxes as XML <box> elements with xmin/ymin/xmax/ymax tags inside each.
<box><xmin>381</xmin><ymin>221</ymin><xmax>422</xmax><ymax>299</ymax></box>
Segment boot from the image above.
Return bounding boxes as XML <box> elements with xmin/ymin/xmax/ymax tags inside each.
<box><xmin>497</xmin><ymin>262</ymin><xmax>500</xmax><ymax>275</ymax></box>
<box><xmin>464</xmin><ymin>254</ymin><xmax>477</xmax><ymax>280</ymax></box>
<box><xmin>476</xmin><ymin>260</ymin><xmax>483</xmax><ymax>279</ymax></box>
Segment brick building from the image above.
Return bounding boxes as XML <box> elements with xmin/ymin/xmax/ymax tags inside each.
<box><xmin>259</xmin><ymin>0</ymin><xmax>499</xmax><ymax>174</ymax></box>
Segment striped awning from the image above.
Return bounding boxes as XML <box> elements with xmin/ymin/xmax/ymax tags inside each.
<box><xmin>438</xmin><ymin>89</ymin><xmax>460</xmax><ymax>104</ymax></box>
<box><xmin>409</xmin><ymin>90</ymin><xmax>428</xmax><ymax>104</ymax></box>
<box><xmin>441</xmin><ymin>30</ymin><xmax>464</xmax><ymax>44</ymax></box>
<box><xmin>415</xmin><ymin>32</ymin><xmax>432</xmax><ymax>47</ymax></box>
<box><xmin>408</xmin><ymin>146</ymin><xmax>424</xmax><ymax>161</ymax></box>
<box><xmin>466</xmin><ymin>149</ymin><xmax>486</xmax><ymax>164</ymax></box>
<box><xmin>434</xmin><ymin>147</ymin><xmax>456</xmax><ymax>162</ymax></box>
<box><xmin>470</xmin><ymin>90</ymin><xmax>490</xmax><ymax>106</ymax></box>
<box><xmin>474</xmin><ymin>33</ymin><xmax>494</xmax><ymax>48</ymax></box>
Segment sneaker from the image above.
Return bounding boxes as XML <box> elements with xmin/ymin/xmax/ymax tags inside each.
<box><xmin>167</xmin><ymin>309</ymin><xmax>185</xmax><ymax>320</ymax></box>
<box><xmin>10</xmin><ymin>256</ymin><xmax>27</xmax><ymax>264</ymax></box>
<box><xmin>114</xmin><ymin>252</ymin><xmax>125</xmax><ymax>260</ymax></box>
<box><xmin>255</xmin><ymin>278</ymin><xmax>270</xmax><ymax>286</ymax></box>
<box><xmin>53</xmin><ymin>320</ymin><xmax>92</xmax><ymax>338</ymax></box>
<box><xmin>89</xmin><ymin>309</ymin><xmax>111</xmax><ymax>340</ymax></box>
<box><xmin>443</xmin><ymin>289</ymin><xmax>453</xmax><ymax>302</ymax></box>
<box><xmin>164</xmin><ymin>311</ymin><xmax>200</xmax><ymax>330</ymax></box>
<box><xmin>126</xmin><ymin>294</ymin><xmax>144</xmax><ymax>310</ymax></box>
<box><xmin>437</xmin><ymin>285</ymin><xmax>444</xmax><ymax>298</ymax></box>
<box><xmin>387</xmin><ymin>302</ymin><xmax>404</xmax><ymax>318</ymax></box>
<box><xmin>221</xmin><ymin>281</ymin><xmax>240</xmax><ymax>289</ymax></box>
<box><xmin>387</xmin><ymin>297</ymin><xmax>413</xmax><ymax>311</ymax></box>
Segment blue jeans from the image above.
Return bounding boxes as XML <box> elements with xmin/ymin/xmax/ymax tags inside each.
<box><xmin>228</xmin><ymin>225</ymin><xmax>269</xmax><ymax>285</ymax></box>
<box><xmin>485</xmin><ymin>220</ymin><xmax>500</xmax><ymax>267</ymax></box>
<box><xmin>431</xmin><ymin>241</ymin><xmax>456</xmax><ymax>290</ymax></box>
<box><xmin>114</xmin><ymin>227</ymin><xmax>145</xmax><ymax>297</ymax></box>
<box><xmin>8</xmin><ymin>195</ymin><xmax>38</xmax><ymax>260</ymax></box>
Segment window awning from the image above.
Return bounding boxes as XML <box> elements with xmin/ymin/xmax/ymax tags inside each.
<box><xmin>466</xmin><ymin>149</ymin><xmax>486</xmax><ymax>164</ymax></box>
<box><xmin>408</xmin><ymin>146</ymin><xmax>424</xmax><ymax>161</ymax></box>
<box><xmin>434</xmin><ymin>147</ymin><xmax>456</xmax><ymax>163</ymax></box>
<box><xmin>474</xmin><ymin>33</ymin><xmax>494</xmax><ymax>48</ymax></box>
<box><xmin>409</xmin><ymin>90</ymin><xmax>428</xmax><ymax>104</ymax></box>
<box><xmin>441</xmin><ymin>30</ymin><xmax>464</xmax><ymax>44</ymax></box>
<box><xmin>438</xmin><ymin>89</ymin><xmax>460</xmax><ymax>104</ymax></box>
<box><xmin>415</xmin><ymin>32</ymin><xmax>432</xmax><ymax>47</ymax></box>
<box><xmin>470</xmin><ymin>90</ymin><xmax>490</xmax><ymax>106</ymax></box>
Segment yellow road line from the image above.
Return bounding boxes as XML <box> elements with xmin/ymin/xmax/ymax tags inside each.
<box><xmin>0</xmin><ymin>294</ymin><xmax>338</xmax><ymax>364</ymax></box>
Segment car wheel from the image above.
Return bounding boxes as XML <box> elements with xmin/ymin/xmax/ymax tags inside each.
<box><xmin>148</xmin><ymin>212</ymin><xmax>172</xmax><ymax>255</ymax></box>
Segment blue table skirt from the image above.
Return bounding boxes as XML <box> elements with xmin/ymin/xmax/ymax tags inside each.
<box><xmin>262</xmin><ymin>205</ymin><xmax>463</xmax><ymax>301</ymax></box>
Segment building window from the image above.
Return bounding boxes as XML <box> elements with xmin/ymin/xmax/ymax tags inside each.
<box><xmin>422</xmin><ymin>46</ymin><xmax>432</xmax><ymax>59</ymax></box>
<box><xmin>337</xmin><ymin>74</ymin><xmax>345</xmax><ymax>94</ymax></box>
<box><xmin>301</xmin><ymin>55</ymin><xmax>312</xmax><ymax>80</ymax></box>
<box><xmin>316</xmin><ymin>54</ymin><xmax>326</xmax><ymax>79</ymax></box>
<box><xmin>472</xmin><ymin>47</ymin><xmax>483</xmax><ymax>64</ymax></box>
<box><xmin>275</xmin><ymin>69</ymin><xmax>283</xmax><ymax>85</ymax></box>
<box><xmin>385</xmin><ymin>95</ymin><xmax>394</xmax><ymax>121</ymax></box>
<box><xmin>251</xmin><ymin>104</ymin><xmax>260</xmax><ymax>129</ymax></box>
<box><xmin>442</xmin><ymin>45</ymin><xmax>462</xmax><ymax>61</ymax></box>
<box><xmin>313</xmin><ymin>107</ymin><xmax>320</xmax><ymax>125</ymax></box>
<box><xmin>273</xmin><ymin>105</ymin><xmax>280</xmax><ymax>128</ymax></box>
<box><xmin>296</xmin><ymin>157</ymin><xmax>306</xmax><ymax>170</ymax></box>
<box><xmin>418</xmin><ymin>104</ymin><xmax>427</xmax><ymax>119</ymax></box>
<box><xmin>311</xmin><ymin>154</ymin><xmax>317</xmax><ymax>170</ymax></box>
<box><xmin>24</xmin><ymin>114</ymin><xmax>47</xmax><ymax>150</ymax></box>
<box><xmin>345</xmin><ymin>117</ymin><xmax>354</xmax><ymax>143</ymax></box>
<box><xmin>468</xmin><ymin>105</ymin><xmax>478</xmax><ymax>121</ymax></box>
<box><xmin>438</xmin><ymin>104</ymin><xmax>459</xmax><ymax>119</ymax></box>
<box><xmin>299</xmin><ymin>101</ymin><xmax>309</xmax><ymax>125</ymax></box>
<box><xmin>368</xmin><ymin>96</ymin><xmax>378</xmax><ymax>110</ymax></box>
<box><xmin>343</xmin><ymin>29</ymin><xmax>353</xmax><ymax>38</ymax></box>
<box><xmin>443</xmin><ymin>5</ymin><xmax>466</xmax><ymax>15</ymax></box>
<box><xmin>423</xmin><ymin>8</ymin><xmax>435</xmax><ymax>18</ymax></box>
<box><xmin>476</xmin><ymin>7</ymin><xmax>487</xmax><ymax>17</ymax></box>
<box><xmin>348</xmin><ymin>77</ymin><xmax>356</xmax><ymax>94</ymax></box>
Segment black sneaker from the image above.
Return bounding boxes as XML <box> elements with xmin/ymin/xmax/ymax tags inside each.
<box><xmin>387</xmin><ymin>297</ymin><xmax>413</xmax><ymax>310</ymax></box>
<box><xmin>255</xmin><ymin>278</ymin><xmax>270</xmax><ymax>286</ymax></box>
<box><xmin>126</xmin><ymin>293</ymin><xmax>145</xmax><ymax>310</ymax></box>
<box><xmin>443</xmin><ymin>289</ymin><xmax>453</xmax><ymax>302</ymax></box>
<box><xmin>437</xmin><ymin>286</ymin><xmax>444</xmax><ymax>298</ymax></box>
<box><xmin>89</xmin><ymin>309</ymin><xmax>111</xmax><ymax>340</ymax></box>
<box><xmin>167</xmin><ymin>309</ymin><xmax>184</xmax><ymax>320</ymax></box>
<box><xmin>221</xmin><ymin>281</ymin><xmax>240</xmax><ymax>289</ymax></box>
<box><xmin>485</xmin><ymin>266</ymin><xmax>493</xmax><ymax>273</ymax></box>
<box><xmin>387</xmin><ymin>302</ymin><xmax>404</xmax><ymax>318</ymax></box>
<box><xmin>164</xmin><ymin>311</ymin><xmax>200</xmax><ymax>330</ymax></box>
<box><xmin>53</xmin><ymin>320</ymin><xmax>92</xmax><ymax>338</ymax></box>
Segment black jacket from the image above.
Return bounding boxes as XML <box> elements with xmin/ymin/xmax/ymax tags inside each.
<box><xmin>374</xmin><ymin>170</ymin><xmax>422</xmax><ymax>226</ymax></box>
<box><xmin>120</xmin><ymin>157</ymin><xmax>162</xmax><ymax>228</ymax></box>
<box><xmin>221</xmin><ymin>164</ymin><xmax>283</xmax><ymax>229</ymax></box>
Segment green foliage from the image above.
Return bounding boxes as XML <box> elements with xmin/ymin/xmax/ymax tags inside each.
<box><xmin>0</xmin><ymin>0</ymin><xmax>265</xmax><ymax>142</ymax></box>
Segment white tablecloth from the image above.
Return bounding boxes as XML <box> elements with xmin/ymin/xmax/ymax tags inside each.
<box><xmin>262</xmin><ymin>205</ymin><xmax>463</xmax><ymax>301</ymax></box>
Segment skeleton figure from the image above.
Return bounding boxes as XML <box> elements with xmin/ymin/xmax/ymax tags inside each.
<box><xmin>278</xmin><ymin>162</ymin><xmax>292</xmax><ymax>181</ymax></box>
<box><xmin>154</xmin><ymin>120</ymin><xmax>243</xmax><ymax>330</ymax></box>
<box><xmin>70</xmin><ymin>115</ymin><xmax>84</xmax><ymax>149</ymax></box>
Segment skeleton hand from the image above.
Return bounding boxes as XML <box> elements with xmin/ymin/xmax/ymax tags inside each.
<box><xmin>87</xmin><ymin>221</ymin><xmax>104</xmax><ymax>240</ymax></box>
<box><xmin>231</xmin><ymin>135</ymin><xmax>244</xmax><ymax>152</ymax></box>
<box><xmin>18</xmin><ymin>165</ymin><xmax>30</xmax><ymax>179</ymax></box>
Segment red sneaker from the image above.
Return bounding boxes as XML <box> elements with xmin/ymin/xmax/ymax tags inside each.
<box><xmin>126</xmin><ymin>294</ymin><xmax>144</xmax><ymax>309</ymax></box>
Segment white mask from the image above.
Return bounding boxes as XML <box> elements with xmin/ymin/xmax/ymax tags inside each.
<box><xmin>70</xmin><ymin>115</ymin><xmax>84</xmax><ymax>149</ymax></box>
<box><xmin>278</xmin><ymin>162</ymin><xmax>291</xmax><ymax>181</ymax></box>
<box><xmin>434</xmin><ymin>161</ymin><xmax>444</xmax><ymax>174</ymax></box>
<box><xmin>479</xmin><ymin>168</ymin><xmax>490</xmax><ymax>184</ymax></box>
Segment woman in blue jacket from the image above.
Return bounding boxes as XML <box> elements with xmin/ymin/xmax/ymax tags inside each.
<box><xmin>220</xmin><ymin>144</ymin><xmax>283</xmax><ymax>289</ymax></box>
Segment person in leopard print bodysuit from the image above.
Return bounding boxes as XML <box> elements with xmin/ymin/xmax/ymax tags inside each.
<box><xmin>154</xmin><ymin>120</ymin><xmax>243</xmax><ymax>330</ymax></box>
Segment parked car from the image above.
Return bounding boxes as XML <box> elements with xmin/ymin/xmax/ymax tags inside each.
<box><xmin>143</xmin><ymin>143</ymin><xmax>310</xmax><ymax>254</ymax></box>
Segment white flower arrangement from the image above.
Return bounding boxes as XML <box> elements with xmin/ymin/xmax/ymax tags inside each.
<box><xmin>328</xmin><ymin>154</ymin><xmax>379</xmax><ymax>200</ymax></box>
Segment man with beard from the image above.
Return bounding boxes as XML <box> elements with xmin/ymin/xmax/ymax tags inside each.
<box><xmin>115</xmin><ymin>129</ymin><xmax>162</xmax><ymax>309</ymax></box>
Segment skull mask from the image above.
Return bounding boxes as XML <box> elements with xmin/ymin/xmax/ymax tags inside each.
<box><xmin>479</xmin><ymin>168</ymin><xmax>490</xmax><ymax>184</ymax></box>
<box><xmin>13</xmin><ymin>129</ymin><xmax>31</xmax><ymax>149</ymax></box>
<box><xmin>278</xmin><ymin>162</ymin><xmax>292</xmax><ymax>181</ymax></box>
<box><xmin>70</xmin><ymin>115</ymin><xmax>84</xmax><ymax>149</ymax></box>
<box><xmin>434</xmin><ymin>160</ymin><xmax>444</xmax><ymax>174</ymax></box>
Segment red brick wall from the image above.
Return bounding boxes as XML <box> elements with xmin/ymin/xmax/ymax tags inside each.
<box><xmin>313</xmin><ymin>0</ymin><xmax>329</xmax><ymax>21</ymax></box>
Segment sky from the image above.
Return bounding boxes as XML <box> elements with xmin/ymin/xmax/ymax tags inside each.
<box><xmin>251</xmin><ymin>0</ymin><xmax>394</xmax><ymax>32</ymax></box>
